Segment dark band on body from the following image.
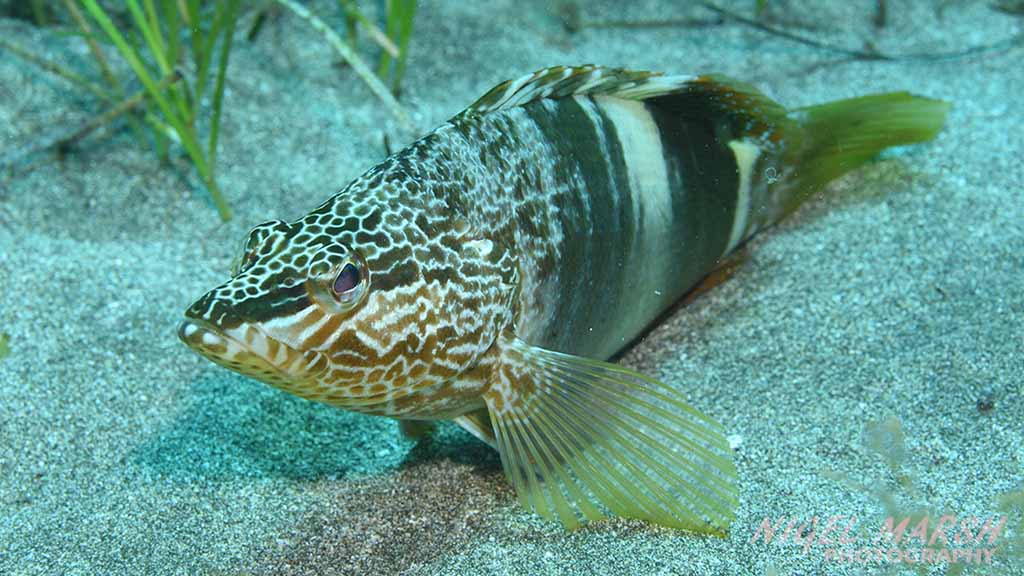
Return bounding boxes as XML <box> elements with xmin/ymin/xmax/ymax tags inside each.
<box><xmin>644</xmin><ymin>97</ymin><xmax>739</xmax><ymax>282</ymax></box>
<box><xmin>523</xmin><ymin>96</ymin><xmax>637</xmax><ymax>353</ymax></box>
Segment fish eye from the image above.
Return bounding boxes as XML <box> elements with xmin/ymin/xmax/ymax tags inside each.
<box><xmin>307</xmin><ymin>245</ymin><xmax>370</xmax><ymax>313</ymax></box>
<box><xmin>333</xmin><ymin>263</ymin><xmax>362</xmax><ymax>300</ymax></box>
<box><xmin>325</xmin><ymin>252</ymin><xmax>369</xmax><ymax>309</ymax></box>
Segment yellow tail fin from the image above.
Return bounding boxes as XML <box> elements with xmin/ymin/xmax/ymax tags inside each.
<box><xmin>779</xmin><ymin>92</ymin><xmax>951</xmax><ymax>217</ymax></box>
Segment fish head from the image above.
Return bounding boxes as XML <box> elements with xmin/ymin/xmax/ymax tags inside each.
<box><xmin>179</xmin><ymin>198</ymin><xmax>516</xmax><ymax>408</ymax></box>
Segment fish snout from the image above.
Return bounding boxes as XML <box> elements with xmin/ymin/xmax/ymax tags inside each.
<box><xmin>177</xmin><ymin>316</ymin><xmax>330</xmax><ymax>388</ymax></box>
<box><xmin>178</xmin><ymin>319</ymin><xmax>229</xmax><ymax>356</ymax></box>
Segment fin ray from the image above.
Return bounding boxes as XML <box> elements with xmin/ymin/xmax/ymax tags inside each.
<box><xmin>546</xmin><ymin>377</ymin><xmax>730</xmax><ymax>527</ymax></box>
<box><xmin>526</xmin><ymin>402</ymin><xmax>609</xmax><ymax>523</ymax></box>
<box><xmin>455</xmin><ymin>65</ymin><xmax>696</xmax><ymax>121</ymax></box>
<box><xmin>508</xmin><ymin>401</ymin><xmax>580</xmax><ymax>527</ymax></box>
<box><xmin>549</xmin><ymin>370</ymin><xmax>736</xmax><ymax>521</ymax></box>
<box><xmin>483</xmin><ymin>336</ymin><xmax>738</xmax><ymax>533</ymax></box>
<box><xmin>544</xmin><ymin>360</ymin><xmax>731</xmax><ymax>471</ymax></box>
<box><xmin>528</xmin><ymin>393</ymin><xmax>641</xmax><ymax>521</ymax></box>
<box><xmin>543</xmin><ymin>382</ymin><xmax>712</xmax><ymax>528</ymax></box>
<box><xmin>531</xmin><ymin>384</ymin><xmax>670</xmax><ymax>525</ymax></box>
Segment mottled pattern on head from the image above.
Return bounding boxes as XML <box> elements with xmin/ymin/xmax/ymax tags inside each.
<box><xmin>184</xmin><ymin>140</ymin><xmax>523</xmax><ymax>417</ymax></box>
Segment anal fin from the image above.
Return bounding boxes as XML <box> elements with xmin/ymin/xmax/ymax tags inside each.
<box><xmin>482</xmin><ymin>335</ymin><xmax>738</xmax><ymax>533</ymax></box>
<box><xmin>682</xmin><ymin>249</ymin><xmax>749</xmax><ymax>307</ymax></box>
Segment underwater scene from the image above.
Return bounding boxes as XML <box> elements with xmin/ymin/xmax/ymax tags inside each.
<box><xmin>1</xmin><ymin>1</ymin><xmax>1022</xmax><ymax>574</ymax></box>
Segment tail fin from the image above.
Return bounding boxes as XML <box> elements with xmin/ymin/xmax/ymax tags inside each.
<box><xmin>778</xmin><ymin>92</ymin><xmax>950</xmax><ymax>218</ymax></box>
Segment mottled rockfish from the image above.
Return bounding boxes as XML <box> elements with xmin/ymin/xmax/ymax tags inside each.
<box><xmin>179</xmin><ymin>66</ymin><xmax>948</xmax><ymax>534</ymax></box>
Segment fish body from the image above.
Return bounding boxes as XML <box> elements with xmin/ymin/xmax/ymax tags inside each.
<box><xmin>179</xmin><ymin>66</ymin><xmax>948</xmax><ymax>533</ymax></box>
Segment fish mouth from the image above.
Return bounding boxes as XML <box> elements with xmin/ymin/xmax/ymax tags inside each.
<box><xmin>177</xmin><ymin>318</ymin><xmax>328</xmax><ymax>385</ymax></box>
<box><xmin>178</xmin><ymin>318</ymin><xmax>233</xmax><ymax>357</ymax></box>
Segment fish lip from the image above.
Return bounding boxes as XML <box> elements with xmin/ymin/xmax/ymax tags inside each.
<box><xmin>178</xmin><ymin>316</ymin><xmax>327</xmax><ymax>381</ymax></box>
<box><xmin>178</xmin><ymin>317</ymin><xmax>236</xmax><ymax>355</ymax></box>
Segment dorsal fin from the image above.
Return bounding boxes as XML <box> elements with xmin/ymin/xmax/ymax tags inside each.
<box><xmin>451</xmin><ymin>66</ymin><xmax>789</xmax><ymax>143</ymax></box>
<box><xmin>453</xmin><ymin>65</ymin><xmax>698</xmax><ymax>121</ymax></box>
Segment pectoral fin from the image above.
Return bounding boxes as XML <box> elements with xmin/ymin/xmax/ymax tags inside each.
<box><xmin>482</xmin><ymin>335</ymin><xmax>738</xmax><ymax>534</ymax></box>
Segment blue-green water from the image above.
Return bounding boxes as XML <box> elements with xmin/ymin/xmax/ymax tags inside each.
<box><xmin>1</xmin><ymin>1</ymin><xmax>1022</xmax><ymax>574</ymax></box>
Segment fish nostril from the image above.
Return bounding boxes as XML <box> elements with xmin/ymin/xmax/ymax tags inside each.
<box><xmin>185</xmin><ymin>294</ymin><xmax>211</xmax><ymax>318</ymax></box>
<box><xmin>177</xmin><ymin>320</ymin><xmax>198</xmax><ymax>345</ymax></box>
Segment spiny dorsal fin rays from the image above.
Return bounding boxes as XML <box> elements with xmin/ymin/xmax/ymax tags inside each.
<box><xmin>452</xmin><ymin>66</ymin><xmax>795</xmax><ymax>160</ymax></box>
<box><xmin>454</xmin><ymin>65</ymin><xmax>698</xmax><ymax>121</ymax></box>
<box><xmin>483</xmin><ymin>335</ymin><xmax>738</xmax><ymax>533</ymax></box>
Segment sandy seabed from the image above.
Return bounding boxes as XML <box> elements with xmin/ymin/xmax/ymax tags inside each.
<box><xmin>1</xmin><ymin>1</ymin><xmax>1021</xmax><ymax>574</ymax></box>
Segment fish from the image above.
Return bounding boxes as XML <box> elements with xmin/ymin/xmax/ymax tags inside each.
<box><xmin>178</xmin><ymin>65</ymin><xmax>949</xmax><ymax>534</ymax></box>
